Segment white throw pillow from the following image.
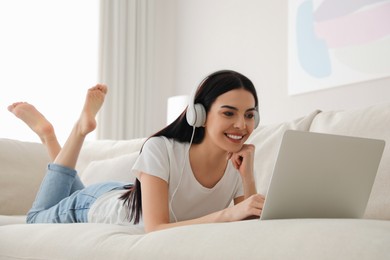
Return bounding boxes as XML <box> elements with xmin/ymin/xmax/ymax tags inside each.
<box><xmin>80</xmin><ymin>152</ymin><xmax>140</xmax><ymax>186</ymax></box>
<box><xmin>247</xmin><ymin>110</ymin><xmax>320</xmax><ymax>195</ymax></box>
<box><xmin>76</xmin><ymin>138</ymin><xmax>145</xmax><ymax>174</ymax></box>
<box><xmin>309</xmin><ymin>102</ymin><xmax>390</xmax><ymax>220</ymax></box>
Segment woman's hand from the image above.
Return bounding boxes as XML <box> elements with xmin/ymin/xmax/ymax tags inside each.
<box><xmin>228</xmin><ymin>144</ymin><xmax>255</xmax><ymax>179</ymax></box>
<box><xmin>228</xmin><ymin>144</ymin><xmax>257</xmax><ymax>199</ymax></box>
<box><xmin>223</xmin><ymin>194</ymin><xmax>265</xmax><ymax>221</ymax></box>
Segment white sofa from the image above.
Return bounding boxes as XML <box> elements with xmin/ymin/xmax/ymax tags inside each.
<box><xmin>1</xmin><ymin>103</ymin><xmax>390</xmax><ymax>259</ymax></box>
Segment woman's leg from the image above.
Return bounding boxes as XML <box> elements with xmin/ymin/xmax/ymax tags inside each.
<box><xmin>53</xmin><ymin>84</ymin><xmax>107</xmax><ymax>169</ymax></box>
<box><xmin>27</xmin><ymin>164</ymin><xmax>83</xmax><ymax>223</ymax></box>
<box><xmin>8</xmin><ymin>83</ymin><xmax>107</xmax><ymax>167</ymax></box>
<box><xmin>26</xmin><ymin>84</ymin><xmax>108</xmax><ymax>223</ymax></box>
<box><xmin>27</xmin><ymin>164</ymin><xmax>125</xmax><ymax>223</ymax></box>
<box><xmin>8</xmin><ymin>100</ymin><xmax>83</xmax><ymax>192</ymax></box>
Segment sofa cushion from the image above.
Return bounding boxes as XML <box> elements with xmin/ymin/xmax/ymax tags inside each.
<box><xmin>1</xmin><ymin>219</ymin><xmax>389</xmax><ymax>259</ymax></box>
<box><xmin>0</xmin><ymin>223</ymin><xmax>145</xmax><ymax>259</ymax></box>
<box><xmin>80</xmin><ymin>152</ymin><xmax>139</xmax><ymax>185</ymax></box>
<box><xmin>0</xmin><ymin>138</ymin><xmax>49</xmax><ymax>215</ymax></box>
<box><xmin>309</xmin><ymin>102</ymin><xmax>390</xmax><ymax>220</ymax></box>
<box><xmin>76</xmin><ymin>138</ymin><xmax>145</xmax><ymax>173</ymax></box>
<box><xmin>247</xmin><ymin>110</ymin><xmax>320</xmax><ymax>195</ymax></box>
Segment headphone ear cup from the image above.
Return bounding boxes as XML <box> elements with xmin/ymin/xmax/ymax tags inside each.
<box><xmin>254</xmin><ymin>111</ymin><xmax>260</xmax><ymax>129</ymax></box>
<box><xmin>193</xmin><ymin>103</ymin><xmax>206</xmax><ymax>127</ymax></box>
<box><xmin>186</xmin><ymin>105</ymin><xmax>196</xmax><ymax>126</ymax></box>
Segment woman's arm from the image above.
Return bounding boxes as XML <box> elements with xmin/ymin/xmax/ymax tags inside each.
<box><xmin>139</xmin><ymin>173</ymin><xmax>264</xmax><ymax>233</ymax></box>
<box><xmin>229</xmin><ymin>144</ymin><xmax>258</xmax><ymax>199</ymax></box>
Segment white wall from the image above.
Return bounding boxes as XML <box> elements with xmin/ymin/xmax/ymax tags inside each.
<box><xmin>169</xmin><ymin>0</ymin><xmax>390</xmax><ymax>126</ymax></box>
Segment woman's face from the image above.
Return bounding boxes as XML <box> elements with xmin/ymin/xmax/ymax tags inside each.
<box><xmin>203</xmin><ymin>88</ymin><xmax>257</xmax><ymax>153</ymax></box>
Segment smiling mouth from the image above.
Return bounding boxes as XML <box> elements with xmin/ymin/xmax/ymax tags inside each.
<box><xmin>225</xmin><ymin>134</ymin><xmax>244</xmax><ymax>140</ymax></box>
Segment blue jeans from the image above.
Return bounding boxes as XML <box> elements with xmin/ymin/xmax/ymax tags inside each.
<box><xmin>27</xmin><ymin>163</ymin><xmax>127</xmax><ymax>223</ymax></box>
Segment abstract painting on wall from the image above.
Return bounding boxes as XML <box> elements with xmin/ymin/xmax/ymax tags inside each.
<box><xmin>288</xmin><ymin>0</ymin><xmax>390</xmax><ymax>95</ymax></box>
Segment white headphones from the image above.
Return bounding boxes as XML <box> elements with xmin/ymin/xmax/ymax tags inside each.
<box><xmin>186</xmin><ymin>71</ymin><xmax>260</xmax><ymax>129</ymax></box>
<box><xmin>186</xmin><ymin>85</ymin><xmax>207</xmax><ymax>127</ymax></box>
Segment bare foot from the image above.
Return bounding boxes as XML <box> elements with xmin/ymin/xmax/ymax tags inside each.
<box><xmin>8</xmin><ymin>102</ymin><xmax>56</xmax><ymax>144</ymax></box>
<box><xmin>76</xmin><ymin>84</ymin><xmax>108</xmax><ymax>136</ymax></box>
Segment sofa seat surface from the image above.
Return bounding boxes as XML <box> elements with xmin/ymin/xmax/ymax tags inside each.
<box><xmin>0</xmin><ymin>219</ymin><xmax>389</xmax><ymax>260</ymax></box>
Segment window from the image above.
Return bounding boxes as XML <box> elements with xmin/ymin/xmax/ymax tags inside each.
<box><xmin>0</xmin><ymin>0</ymin><xmax>99</xmax><ymax>144</ymax></box>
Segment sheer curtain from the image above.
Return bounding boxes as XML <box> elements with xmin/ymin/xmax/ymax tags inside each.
<box><xmin>97</xmin><ymin>0</ymin><xmax>154</xmax><ymax>140</ymax></box>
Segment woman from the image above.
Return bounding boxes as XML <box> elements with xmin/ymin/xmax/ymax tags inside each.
<box><xmin>8</xmin><ymin>70</ymin><xmax>265</xmax><ymax>233</ymax></box>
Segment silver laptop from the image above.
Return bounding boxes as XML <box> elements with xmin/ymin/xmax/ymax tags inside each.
<box><xmin>260</xmin><ymin>130</ymin><xmax>385</xmax><ymax>220</ymax></box>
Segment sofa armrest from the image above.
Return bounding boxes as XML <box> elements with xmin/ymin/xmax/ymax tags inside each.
<box><xmin>0</xmin><ymin>138</ymin><xmax>49</xmax><ymax>215</ymax></box>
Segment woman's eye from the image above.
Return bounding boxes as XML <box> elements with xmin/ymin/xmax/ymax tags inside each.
<box><xmin>223</xmin><ymin>111</ymin><xmax>234</xmax><ymax>117</ymax></box>
<box><xmin>245</xmin><ymin>113</ymin><xmax>254</xmax><ymax>119</ymax></box>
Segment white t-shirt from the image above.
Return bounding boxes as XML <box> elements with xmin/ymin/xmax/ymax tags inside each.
<box><xmin>88</xmin><ymin>189</ymin><xmax>141</xmax><ymax>226</ymax></box>
<box><xmin>132</xmin><ymin>136</ymin><xmax>243</xmax><ymax>222</ymax></box>
<box><xmin>88</xmin><ymin>136</ymin><xmax>243</xmax><ymax>225</ymax></box>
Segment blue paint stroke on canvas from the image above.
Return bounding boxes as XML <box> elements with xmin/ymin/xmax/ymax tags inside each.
<box><xmin>296</xmin><ymin>1</ymin><xmax>331</xmax><ymax>78</ymax></box>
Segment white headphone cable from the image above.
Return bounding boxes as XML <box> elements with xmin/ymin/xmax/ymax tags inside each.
<box><xmin>169</xmin><ymin>126</ymin><xmax>196</xmax><ymax>222</ymax></box>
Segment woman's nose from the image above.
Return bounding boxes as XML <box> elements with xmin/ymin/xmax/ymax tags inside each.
<box><xmin>234</xmin><ymin>116</ymin><xmax>246</xmax><ymax>129</ymax></box>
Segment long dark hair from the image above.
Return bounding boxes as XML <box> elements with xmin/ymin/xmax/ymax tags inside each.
<box><xmin>120</xmin><ymin>69</ymin><xmax>259</xmax><ymax>224</ymax></box>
